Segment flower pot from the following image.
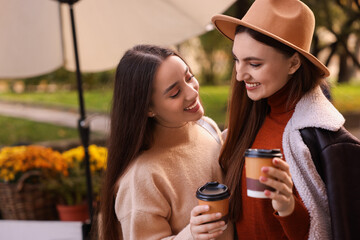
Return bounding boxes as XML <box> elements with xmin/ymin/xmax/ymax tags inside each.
<box><xmin>56</xmin><ymin>203</ymin><xmax>89</xmax><ymax>222</ymax></box>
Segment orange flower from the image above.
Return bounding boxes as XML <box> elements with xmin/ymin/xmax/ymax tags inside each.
<box><xmin>0</xmin><ymin>145</ymin><xmax>68</xmax><ymax>183</ymax></box>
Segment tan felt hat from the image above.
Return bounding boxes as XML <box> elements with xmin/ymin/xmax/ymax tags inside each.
<box><xmin>212</xmin><ymin>0</ymin><xmax>330</xmax><ymax>77</ymax></box>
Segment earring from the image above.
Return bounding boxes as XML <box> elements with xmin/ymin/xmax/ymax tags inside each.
<box><xmin>149</xmin><ymin>113</ymin><xmax>156</xmax><ymax>117</ymax></box>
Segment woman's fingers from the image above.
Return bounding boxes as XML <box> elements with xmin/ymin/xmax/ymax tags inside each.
<box><xmin>190</xmin><ymin>210</ymin><xmax>223</xmax><ymax>226</ymax></box>
<box><xmin>258</xmin><ymin>157</ymin><xmax>295</xmax><ymax>216</ymax></box>
<box><xmin>191</xmin><ymin>205</ymin><xmax>210</xmax><ymax>217</ymax></box>
<box><xmin>261</xmin><ymin>158</ymin><xmax>293</xmax><ymax>190</ymax></box>
<box><xmin>194</xmin><ymin>229</ymin><xmax>224</xmax><ymax>240</ymax></box>
<box><xmin>272</xmin><ymin>157</ymin><xmax>290</xmax><ymax>173</ymax></box>
<box><xmin>191</xmin><ymin>220</ymin><xmax>226</xmax><ymax>234</ymax></box>
<box><xmin>259</xmin><ymin>175</ymin><xmax>292</xmax><ymax>197</ymax></box>
<box><xmin>190</xmin><ymin>205</ymin><xmax>226</xmax><ymax>239</ymax></box>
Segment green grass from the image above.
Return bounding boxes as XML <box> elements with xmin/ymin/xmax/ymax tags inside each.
<box><xmin>0</xmin><ymin>83</ymin><xmax>358</xmax><ymax>129</ymax></box>
<box><xmin>0</xmin><ymin>86</ymin><xmax>231</xmax><ymax>127</ymax></box>
<box><xmin>331</xmin><ymin>83</ymin><xmax>360</xmax><ymax>113</ymax></box>
<box><xmin>0</xmin><ymin>91</ymin><xmax>113</xmax><ymax>114</ymax></box>
<box><xmin>200</xmin><ymin>85</ymin><xmax>229</xmax><ymax>126</ymax></box>
<box><xmin>0</xmin><ymin>115</ymin><xmax>79</xmax><ymax>146</ymax></box>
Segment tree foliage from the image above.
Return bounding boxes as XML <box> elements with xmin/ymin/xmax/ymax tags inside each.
<box><xmin>304</xmin><ymin>0</ymin><xmax>360</xmax><ymax>82</ymax></box>
<box><xmin>197</xmin><ymin>30</ymin><xmax>233</xmax><ymax>85</ymax></box>
<box><xmin>194</xmin><ymin>0</ymin><xmax>359</xmax><ymax>85</ymax></box>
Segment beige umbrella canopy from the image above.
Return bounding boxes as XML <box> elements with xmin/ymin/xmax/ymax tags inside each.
<box><xmin>0</xmin><ymin>0</ymin><xmax>235</xmax><ymax>78</ymax></box>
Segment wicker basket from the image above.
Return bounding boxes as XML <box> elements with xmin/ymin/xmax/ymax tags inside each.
<box><xmin>0</xmin><ymin>171</ymin><xmax>58</xmax><ymax>220</ymax></box>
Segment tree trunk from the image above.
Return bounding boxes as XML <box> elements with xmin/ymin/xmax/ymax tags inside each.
<box><xmin>312</xmin><ymin>33</ymin><xmax>321</xmax><ymax>58</ymax></box>
<box><xmin>338</xmin><ymin>53</ymin><xmax>352</xmax><ymax>83</ymax></box>
<box><xmin>235</xmin><ymin>0</ymin><xmax>252</xmax><ymax>18</ymax></box>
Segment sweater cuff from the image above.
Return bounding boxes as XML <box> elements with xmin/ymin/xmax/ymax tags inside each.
<box><xmin>273</xmin><ymin>197</ymin><xmax>310</xmax><ymax>239</ymax></box>
<box><xmin>168</xmin><ymin>224</ymin><xmax>193</xmax><ymax>240</ymax></box>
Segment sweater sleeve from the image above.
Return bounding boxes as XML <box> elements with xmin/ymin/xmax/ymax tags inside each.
<box><xmin>274</xmin><ymin>193</ymin><xmax>310</xmax><ymax>239</ymax></box>
<box><xmin>119</xmin><ymin>211</ymin><xmax>192</xmax><ymax>240</ymax></box>
<box><xmin>115</xmin><ymin>160</ymin><xmax>194</xmax><ymax>240</ymax></box>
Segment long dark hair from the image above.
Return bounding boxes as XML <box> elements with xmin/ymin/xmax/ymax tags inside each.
<box><xmin>99</xmin><ymin>45</ymin><xmax>177</xmax><ymax>239</ymax></box>
<box><xmin>219</xmin><ymin>25</ymin><xmax>324</xmax><ymax>221</ymax></box>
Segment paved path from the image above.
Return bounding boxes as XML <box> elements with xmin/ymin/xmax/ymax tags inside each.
<box><xmin>0</xmin><ymin>101</ymin><xmax>110</xmax><ymax>134</ymax></box>
<box><xmin>0</xmin><ymin>101</ymin><xmax>359</xmax><ymax>139</ymax></box>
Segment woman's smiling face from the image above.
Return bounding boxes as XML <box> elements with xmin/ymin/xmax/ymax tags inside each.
<box><xmin>148</xmin><ymin>55</ymin><xmax>204</xmax><ymax>127</ymax></box>
<box><xmin>232</xmin><ymin>32</ymin><xmax>297</xmax><ymax>101</ymax></box>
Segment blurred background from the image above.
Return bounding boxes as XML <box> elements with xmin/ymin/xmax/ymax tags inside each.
<box><xmin>0</xmin><ymin>1</ymin><xmax>359</xmax><ymax>238</ymax></box>
<box><xmin>0</xmin><ymin>0</ymin><xmax>359</xmax><ymax>147</ymax></box>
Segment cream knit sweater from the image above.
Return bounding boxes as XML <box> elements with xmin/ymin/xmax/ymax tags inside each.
<box><xmin>115</xmin><ymin>117</ymin><xmax>234</xmax><ymax>240</ymax></box>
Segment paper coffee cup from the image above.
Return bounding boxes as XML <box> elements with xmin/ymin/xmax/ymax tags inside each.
<box><xmin>244</xmin><ymin>149</ymin><xmax>282</xmax><ymax>198</ymax></box>
<box><xmin>196</xmin><ymin>182</ymin><xmax>230</xmax><ymax>224</ymax></box>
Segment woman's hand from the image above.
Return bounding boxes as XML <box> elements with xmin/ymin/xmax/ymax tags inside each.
<box><xmin>190</xmin><ymin>205</ymin><xmax>226</xmax><ymax>240</ymax></box>
<box><xmin>259</xmin><ymin>157</ymin><xmax>295</xmax><ymax>216</ymax></box>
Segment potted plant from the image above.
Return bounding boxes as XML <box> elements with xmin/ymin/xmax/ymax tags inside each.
<box><xmin>0</xmin><ymin>145</ymin><xmax>66</xmax><ymax>220</ymax></box>
<box><xmin>45</xmin><ymin>144</ymin><xmax>107</xmax><ymax>221</ymax></box>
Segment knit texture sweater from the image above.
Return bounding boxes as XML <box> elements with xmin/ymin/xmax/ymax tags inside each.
<box><xmin>236</xmin><ymin>83</ymin><xmax>310</xmax><ymax>239</ymax></box>
<box><xmin>115</xmin><ymin>117</ymin><xmax>234</xmax><ymax>240</ymax></box>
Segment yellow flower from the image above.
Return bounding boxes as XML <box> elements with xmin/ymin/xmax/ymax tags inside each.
<box><xmin>0</xmin><ymin>144</ymin><xmax>107</xmax><ymax>206</ymax></box>
<box><xmin>0</xmin><ymin>145</ymin><xmax>69</xmax><ymax>183</ymax></box>
<box><xmin>61</xmin><ymin>144</ymin><xmax>107</xmax><ymax>172</ymax></box>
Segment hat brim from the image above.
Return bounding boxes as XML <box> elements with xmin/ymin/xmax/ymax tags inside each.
<box><xmin>212</xmin><ymin>14</ymin><xmax>330</xmax><ymax>77</ymax></box>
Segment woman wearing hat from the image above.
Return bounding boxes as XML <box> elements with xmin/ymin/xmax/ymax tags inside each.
<box><xmin>190</xmin><ymin>0</ymin><xmax>360</xmax><ymax>239</ymax></box>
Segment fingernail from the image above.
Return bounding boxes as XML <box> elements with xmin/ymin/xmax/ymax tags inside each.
<box><xmin>264</xmin><ymin>190</ymin><xmax>271</xmax><ymax>196</ymax></box>
<box><xmin>204</xmin><ymin>205</ymin><xmax>209</xmax><ymax>210</ymax></box>
<box><xmin>273</xmin><ymin>158</ymin><xmax>279</xmax><ymax>164</ymax></box>
<box><xmin>262</xmin><ymin>167</ymin><xmax>269</xmax><ymax>173</ymax></box>
<box><xmin>260</xmin><ymin>176</ymin><xmax>267</xmax><ymax>182</ymax></box>
<box><xmin>216</xmin><ymin>213</ymin><xmax>222</xmax><ymax>218</ymax></box>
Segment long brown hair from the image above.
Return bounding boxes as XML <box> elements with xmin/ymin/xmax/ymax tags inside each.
<box><xmin>220</xmin><ymin>25</ymin><xmax>324</xmax><ymax>221</ymax></box>
<box><xmin>99</xmin><ymin>45</ymin><xmax>178</xmax><ymax>239</ymax></box>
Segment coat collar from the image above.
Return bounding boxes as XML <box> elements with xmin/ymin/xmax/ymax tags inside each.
<box><xmin>290</xmin><ymin>86</ymin><xmax>344</xmax><ymax>131</ymax></box>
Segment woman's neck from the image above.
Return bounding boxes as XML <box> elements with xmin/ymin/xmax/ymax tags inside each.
<box><xmin>267</xmin><ymin>81</ymin><xmax>297</xmax><ymax>114</ymax></box>
<box><xmin>155</xmin><ymin>121</ymin><xmax>188</xmax><ymax>129</ymax></box>
<box><xmin>152</xmin><ymin>121</ymin><xmax>193</xmax><ymax>148</ymax></box>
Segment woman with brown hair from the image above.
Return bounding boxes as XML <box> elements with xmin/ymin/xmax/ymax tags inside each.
<box><xmin>190</xmin><ymin>0</ymin><xmax>360</xmax><ymax>239</ymax></box>
<box><xmin>99</xmin><ymin>44</ymin><xmax>233</xmax><ymax>240</ymax></box>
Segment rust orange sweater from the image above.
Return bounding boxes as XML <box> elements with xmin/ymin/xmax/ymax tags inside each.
<box><xmin>236</xmin><ymin>84</ymin><xmax>310</xmax><ymax>239</ymax></box>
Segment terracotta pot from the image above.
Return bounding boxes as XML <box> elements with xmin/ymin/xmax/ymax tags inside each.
<box><xmin>56</xmin><ymin>203</ymin><xmax>89</xmax><ymax>222</ymax></box>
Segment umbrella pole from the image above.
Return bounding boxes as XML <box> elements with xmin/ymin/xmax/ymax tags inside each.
<box><xmin>66</xmin><ymin>1</ymin><xmax>93</xmax><ymax>239</ymax></box>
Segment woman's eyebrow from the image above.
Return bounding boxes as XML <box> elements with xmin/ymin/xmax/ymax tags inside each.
<box><xmin>244</xmin><ymin>56</ymin><xmax>263</xmax><ymax>61</ymax></box>
<box><xmin>232</xmin><ymin>51</ymin><xmax>263</xmax><ymax>61</ymax></box>
<box><xmin>163</xmin><ymin>66</ymin><xmax>189</xmax><ymax>95</ymax></box>
<box><xmin>163</xmin><ymin>82</ymin><xmax>178</xmax><ymax>95</ymax></box>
